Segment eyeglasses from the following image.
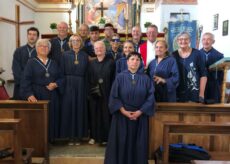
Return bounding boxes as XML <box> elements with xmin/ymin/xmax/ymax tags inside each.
<box><xmin>177</xmin><ymin>38</ymin><xmax>189</xmax><ymax>41</ymax></box>
<box><xmin>38</xmin><ymin>45</ymin><xmax>49</xmax><ymax>48</ymax></box>
<box><xmin>71</xmin><ymin>40</ymin><xmax>81</xmax><ymax>44</ymax></box>
<box><xmin>112</xmin><ymin>39</ymin><xmax>120</xmax><ymax>42</ymax></box>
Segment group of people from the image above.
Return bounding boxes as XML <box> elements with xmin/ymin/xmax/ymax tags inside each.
<box><xmin>11</xmin><ymin>21</ymin><xmax>224</xmax><ymax>164</ymax></box>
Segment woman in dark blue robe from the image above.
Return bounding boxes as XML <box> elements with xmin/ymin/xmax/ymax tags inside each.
<box><xmin>116</xmin><ymin>41</ymin><xmax>144</xmax><ymax>76</ymax></box>
<box><xmin>104</xmin><ymin>52</ymin><xmax>155</xmax><ymax>164</ymax></box>
<box><xmin>200</xmin><ymin>32</ymin><xmax>224</xmax><ymax>103</ymax></box>
<box><xmin>20</xmin><ymin>39</ymin><xmax>64</xmax><ymax>142</ymax></box>
<box><xmin>59</xmin><ymin>34</ymin><xmax>89</xmax><ymax>145</ymax></box>
<box><xmin>148</xmin><ymin>40</ymin><xmax>179</xmax><ymax>102</ymax></box>
<box><xmin>172</xmin><ymin>32</ymin><xmax>207</xmax><ymax>102</ymax></box>
<box><xmin>88</xmin><ymin>41</ymin><xmax>115</xmax><ymax>145</ymax></box>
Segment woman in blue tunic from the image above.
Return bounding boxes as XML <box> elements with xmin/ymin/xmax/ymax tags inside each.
<box><xmin>116</xmin><ymin>41</ymin><xmax>144</xmax><ymax>76</ymax></box>
<box><xmin>148</xmin><ymin>40</ymin><xmax>179</xmax><ymax>102</ymax></box>
<box><xmin>104</xmin><ymin>52</ymin><xmax>155</xmax><ymax>164</ymax></box>
<box><xmin>172</xmin><ymin>32</ymin><xmax>207</xmax><ymax>102</ymax></box>
<box><xmin>60</xmin><ymin>34</ymin><xmax>89</xmax><ymax>145</ymax></box>
<box><xmin>20</xmin><ymin>39</ymin><xmax>64</xmax><ymax>142</ymax></box>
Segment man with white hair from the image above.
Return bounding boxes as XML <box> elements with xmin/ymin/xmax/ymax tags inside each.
<box><xmin>49</xmin><ymin>21</ymin><xmax>70</xmax><ymax>65</ymax></box>
<box><xmin>200</xmin><ymin>32</ymin><xmax>224</xmax><ymax>103</ymax></box>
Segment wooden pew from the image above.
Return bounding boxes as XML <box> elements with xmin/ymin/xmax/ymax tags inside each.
<box><xmin>0</xmin><ymin>119</ymin><xmax>22</xmax><ymax>164</ymax></box>
<box><xmin>149</xmin><ymin>103</ymin><xmax>230</xmax><ymax>159</ymax></box>
<box><xmin>162</xmin><ymin>121</ymin><xmax>230</xmax><ymax>163</ymax></box>
<box><xmin>0</xmin><ymin>100</ymin><xmax>49</xmax><ymax>163</ymax></box>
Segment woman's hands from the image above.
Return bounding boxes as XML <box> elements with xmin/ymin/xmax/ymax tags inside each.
<box><xmin>154</xmin><ymin>76</ymin><xmax>166</xmax><ymax>84</ymax></box>
<box><xmin>120</xmin><ymin>107</ymin><xmax>142</xmax><ymax>120</ymax></box>
<box><xmin>46</xmin><ymin>82</ymin><xmax>58</xmax><ymax>91</ymax></box>
<box><xmin>28</xmin><ymin>95</ymin><xmax>37</xmax><ymax>102</ymax></box>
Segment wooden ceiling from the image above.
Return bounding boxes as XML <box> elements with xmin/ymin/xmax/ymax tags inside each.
<box><xmin>35</xmin><ymin>0</ymin><xmax>68</xmax><ymax>3</ymax></box>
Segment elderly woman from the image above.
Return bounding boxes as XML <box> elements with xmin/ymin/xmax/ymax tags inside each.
<box><xmin>20</xmin><ymin>39</ymin><xmax>64</xmax><ymax>142</ymax></box>
<box><xmin>104</xmin><ymin>52</ymin><xmax>155</xmax><ymax>164</ymax></box>
<box><xmin>116</xmin><ymin>41</ymin><xmax>144</xmax><ymax>76</ymax></box>
<box><xmin>148</xmin><ymin>40</ymin><xmax>179</xmax><ymax>102</ymax></box>
<box><xmin>172</xmin><ymin>32</ymin><xmax>207</xmax><ymax>102</ymax></box>
<box><xmin>59</xmin><ymin>34</ymin><xmax>89</xmax><ymax>145</ymax></box>
<box><xmin>88</xmin><ymin>41</ymin><xmax>115</xmax><ymax>145</ymax></box>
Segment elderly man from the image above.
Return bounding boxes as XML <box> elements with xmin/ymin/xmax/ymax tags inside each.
<box><xmin>12</xmin><ymin>27</ymin><xmax>39</xmax><ymax>99</ymax></box>
<box><xmin>131</xmin><ymin>25</ymin><xmax>145</xmax><ymax>52</ymax></box>
<box><xmin>200</xmin><ymin>32</ymin><xmax>224</xmax><ymax>103</ymax></box>
<box><xmin>139</xmin><ymin>24</ymin><xmax>158</xmax><ymax>67</ymax></box>
<box><xmin>78</xmin><ymin>23</ymin><xmax>89</xmax><ymax>44</ymax></box>
<box><xmin>49</xmin><ymin>21</ymin><xmax>70</xmax><ymax>65</ymax></box>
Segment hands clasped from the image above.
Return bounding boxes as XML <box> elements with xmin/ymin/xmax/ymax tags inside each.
<box><xmin>120</xmin><ymin>107</ymin><xmax>142</xmax><ymax>120</ymax></box>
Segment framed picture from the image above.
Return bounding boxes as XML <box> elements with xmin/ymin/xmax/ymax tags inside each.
<box><xmin>213</xmin><ymin>14</ymin><xmax>219</xmax><ymax>30</ymax></box>
<box><xmin>223</xmin><ymin>20</ymin><xmax>229</xmax><ymax>36</ymax></box>
<box><xmin>170</xmin><ymin>12</ymin><xmax>190</xmax><ymax>21</ymax></box>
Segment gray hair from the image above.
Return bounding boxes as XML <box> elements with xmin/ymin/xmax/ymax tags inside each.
<box><xmin>176</xmin><ymin>31</ymin><xmax>191</xmax><ymax>40</ymax></box>
<box><xmin>36</xmin><ymin>39</ymin><xmax>51</xmax><ymax>51</ymax></box>
<box><xmin>94</xmin><ymin>40</ymin><xmax>106</xmax><ymax>49</ymax></box>
<box><xmin>202</xmin><ymin>32</ymin><xmax>215</xmax><ymax>40</ymax></box>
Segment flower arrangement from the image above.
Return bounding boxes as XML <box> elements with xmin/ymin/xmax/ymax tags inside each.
<box><xmin>144</xmin><ymin>22</ymin><xmax>152</xmax><ymax>28</ymax></box>
<box><xmin>98</xmin><ymin>17</ymin><xmax>106</xmax><ymax>24</ymax></box>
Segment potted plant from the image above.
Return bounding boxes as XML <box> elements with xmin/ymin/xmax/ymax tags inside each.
<box><xmin>50</xmin><ymin>23</ymin><xmax>57</xmax><ymax>33</ymax></box>
<box><xmin>144</xmin><ymin>22</ymin><xmax>152</xmax><ymax>28</ymax></box>
<box><xmin>98</xmin><ymin>17</ymin><xmax>106</xmax><ymax>29</ymax></box>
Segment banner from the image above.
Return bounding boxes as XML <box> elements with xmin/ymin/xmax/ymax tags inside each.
<box><xmin>168</xmin><ymin>20</ymin><xmax>197</xmax><ymax>52</ymax></box>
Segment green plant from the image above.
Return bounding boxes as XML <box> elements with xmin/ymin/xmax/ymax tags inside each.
<box><xmin>144</xmin><ymin>22</ymin><xmax>152</xmax><ymax>28</ymax></box>
<box><xmin>98</xmin><ymin>17</ymin><xmax>106</xmax><ymax>24</ymax></box>
<box><xmin>50</xmin><ymin>23</ymin><xmax>57</xmax><ymax>29</ymax></box>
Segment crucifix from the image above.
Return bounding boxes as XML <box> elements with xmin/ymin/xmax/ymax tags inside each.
<box><xmin>96</xmin><ymin>1</ymin><xmax>108</xmax><ymax>17</ymax></box>
<box><xmin>0</xmin><ymin>5</ymin><xmax>34</xmax><ymax>48</ymax></box>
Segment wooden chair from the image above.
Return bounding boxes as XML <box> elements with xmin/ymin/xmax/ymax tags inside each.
<box><xmin>162</xmin><ymin>121</ymin><xmax>230</xmax><ymax>164</ymax></box>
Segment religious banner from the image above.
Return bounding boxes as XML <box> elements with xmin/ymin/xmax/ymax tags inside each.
<box><xmin>84</xmin><ymin>0</ymin><xmax>132</xmax><ymax>32</ymax></box>
<box><xmin>168</xmin><ymin>20</ymin><xmax>197</xmax><ymax>52</ymax></box>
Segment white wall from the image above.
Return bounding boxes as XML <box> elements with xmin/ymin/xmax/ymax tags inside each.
<box><xmin>0</xmin><ymin>0</ymin><xmax>35</xmax><ymax>96</ymax></box>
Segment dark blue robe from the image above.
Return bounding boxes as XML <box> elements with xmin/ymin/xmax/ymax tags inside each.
<box><xmin>148</xmin><ymin>56</ymin><xmax>179</xmax><ymax>102</ymax></box>
<box><xmin>59</xmin><ymin>50</ymin><xmax>89</xmax><ymax>139</ymax></box>
<box><xmin>106</xmin><ymin>48</ymin><xmax>123</xmax><ymax>61</ymax></box>
<box><xmin>12</xmin><ymin>44</ymin><xmax>37</xmax><ymax>99</ymax></box>
<box><xmin>49</xmin><ymin>36</ymin><xmax>70</xmax><ymax>65</ymax></box>
<box><xmin>129</xmin><ymin>39</ymin><xmax>145</xmax><ymax>52</ymax></box>
<box><xmin>104</xmin><ymin>70</ymin><xmax>155</xmax><ymax>164</ymax></box>
<box><xmin>83</xmin><ymin>40</ymin><xmax>96</xmax><ymax>57</ymax></box>
<box><xmin>200</xmin><ymin>47</ymin><xmax>224</xmax><ymax>103</ymax></box>
<box><xmin>88</xmin><ymin>56</ymin><xmax>115</xmax><ymax>143</ymax></box>
<box><xmin>20</xmin><ymin>57</ymin><xmax>64</xmax><ymax>141</ymax></box>
<box><xmin>172</xmin><ymin>48</ymin><xmax>207</xmax><ymax>102</ymax></box>
<box><xmin>115</xmin><ymin>56</ymin><xmax>145</xmax><ymax>76</ymax></box>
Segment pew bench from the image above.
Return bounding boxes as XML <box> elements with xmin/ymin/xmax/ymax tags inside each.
<box><xmin>162</xmin><ymin>121</ymin><xmax>230</xmax><ymax>164</ymax></box>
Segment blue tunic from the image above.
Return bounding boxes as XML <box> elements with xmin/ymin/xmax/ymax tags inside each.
<box><xmin>115</xmin><ymin>56</ymin><xmax>145</xmax><ymax>76</ymax></box>
<box><xmin>59</xmin><ymin>49</ymin><xmax>89</xmax><ymax>139</ymax></box>
<box><xmin>12</xmin><ymin>44</ymin><xmax>37</xmax><ymax>99</ymax></box>
<box><xmin>20</xmin><ymin>57</ymin><xmax>64</xmax><ymax>141</ymax></box>
<box><xmin>129</xmin><ymin>39</ymin><xmax>145</xmax><ymax>52</ymax></box>
<box><xmin>172</xmin><ymin>48</ymin><xmax>207</xmax><ymax>102</ymax></box>
<box><xmin>49</xmin><ymin>36</ymin><xmax>70</xmax><ymax>65</ymax></box>
<box><xmin>83</xmin><ymin>40</ymin><xmax>96</xmax><ymax>57</ymax></box>
<box><xmin>148</xmin><ymin>56</ymin><xmax>179</xmax><ymax>102</ymax></box>
<box><xmin>104</xmin><ymin>70</ymin><xmax>155</xmax><ymax>164</ymax></box>
<box><xmin>106</xmin><ymin>48</ymin><xmax>123</xmax><ymax>61</ymax></box>
<box><xmin>88</xmin><ymin>56</ymin><xmax>115</xmax><ymax>143</ymax></box>
<box><xmin>200</xmin><ymin>48</ymin><xmax>224</xmax><ymax>103</ymax></box>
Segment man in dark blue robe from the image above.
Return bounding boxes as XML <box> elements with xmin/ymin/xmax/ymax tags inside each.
<box><xmin>200</xmin><ymin>32</ymin><xmax>224</xmax><ymax>103</ymax></box>
<box><xmin>59</xmin><ymin>39</ymin><xmax>89</xmax><ymax>144</ymax></box>
<box><xmin>104</xmin><ymin>67</ymin><xmax>155</xmax><ymax>164</ymax></box>
<box><xmin>148</xmin><ymin>56</ymin><xmax>179</xmax><ymax>102</ymax></box>
<box><xmin>12</xmin><ymin>27</ymin><xmax>39</xmax><ymax>99</ymax></box>
<box><xmin>49</xmin><ymin>22</ymin><xmax>70</xmax><ymax>65</ymax></box>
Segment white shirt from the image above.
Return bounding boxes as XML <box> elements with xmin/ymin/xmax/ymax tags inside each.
<box><xmin>146</xmin><ymin>40</ymin><xmax>156</xmax><ymax>66</ymax></box>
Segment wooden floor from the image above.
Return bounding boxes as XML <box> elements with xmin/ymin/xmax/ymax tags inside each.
<box><xmin>50</xmin><ymin>157</ymin><xmax>155</xmax><ymax>164</ymax></box>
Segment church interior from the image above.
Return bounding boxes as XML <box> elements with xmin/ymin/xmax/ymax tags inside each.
<box><xmin>0</xmin><ymin>0</ymin><xmax>230</xmax><ymax>164</ymax></box>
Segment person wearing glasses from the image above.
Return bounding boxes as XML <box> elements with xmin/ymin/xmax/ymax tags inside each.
<box><xmin>59</xmin><ymin>34</ymin><xmax>89</xmax><ymax>146</ymax></box>
<box><xmin>20</xmin><ymin>39</ymin><xmax>64</xmax><ymax>143</ymax></box>
<box><xmin>102</xmin><ymin>23</ymin><xmax>114</xmax><ymax>51</ymax></box>
<box><xmin>107</xmin><ymin>33</ymin><xmax>123</xmax><ymax>61</ymax></box>
<box><xmin>172</xmin><ymin>32</ymin><xmax>207</xmax><ymax>102</ymax></box>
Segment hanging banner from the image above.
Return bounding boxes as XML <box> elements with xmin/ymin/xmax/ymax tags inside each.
<box><xmin>168</xmin><ymin>20</ymin><xmax>197</xmax><ymax>52</ymax></box>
